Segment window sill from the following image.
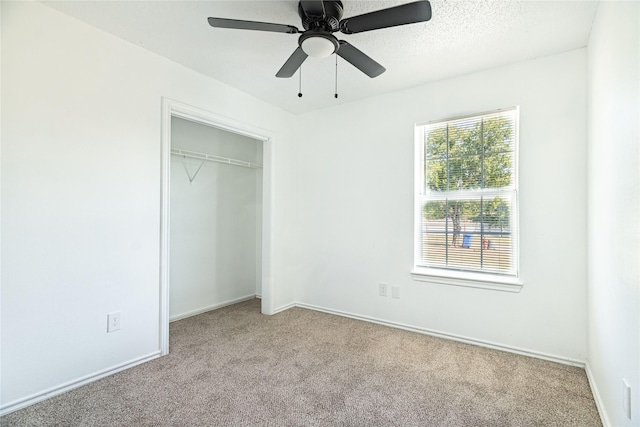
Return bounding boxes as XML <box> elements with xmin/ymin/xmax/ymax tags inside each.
<box><xmin>411</xmin><ymin>268</ymin><xmax>523</xmax><ymax>293</ymax></box>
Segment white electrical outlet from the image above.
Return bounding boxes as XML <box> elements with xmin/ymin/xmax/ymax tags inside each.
<box><xmin>391</xmin><ymin>285</ymin><xmax>400</xmax><ymax>299</ymax></box>
<box><xmin>379</xmin><ymin>283</ymin><xmax>388</xmax><ymax>297</ymax></box>
<box><xmin>107</xmin><ymin>312</ymin><xmax>121</xmax><ymax>333</ymax></box>
<box><xmin>623</xmin><ymin>378</ymin><xmax>631</xmax><ymax>419</ymax></box>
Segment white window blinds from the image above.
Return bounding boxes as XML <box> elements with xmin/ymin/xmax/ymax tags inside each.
<box><xmin>415</xmin><ymin>108</ymin><xmax>519</xmax><ymax>277</ymax></box>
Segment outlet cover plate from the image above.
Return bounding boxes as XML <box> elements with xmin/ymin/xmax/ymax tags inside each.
<box><xmin>107</xmin><ymin>312</ymin><xmax>121</xmax><ymax>333</ymax></box>
<box><xmin>623</xmin><ymin>378</ymin><xmax>631</xmax><ymax>419</ymax></box>
<box><xmin>379</xmin><ymin>283</ymin><xmax>388</xmax><ymax>297</ymax></box>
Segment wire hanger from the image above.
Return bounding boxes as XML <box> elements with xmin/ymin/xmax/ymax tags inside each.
<box><xmin>180</xmin><ymin>155</ymin><xmax>205</xmax><ymax>184</ymax></box>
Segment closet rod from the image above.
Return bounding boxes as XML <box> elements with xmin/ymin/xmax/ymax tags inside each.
<box><xmin>171</xmin><ymin>148</ymin><xmax>262</xmax><ymax>169</ymax></box>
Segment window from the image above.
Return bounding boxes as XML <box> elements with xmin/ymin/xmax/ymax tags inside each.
<box><xmin>413</xmin><ymin>108</ymin><xmax>519</xmax><ymax>287</ymax></box>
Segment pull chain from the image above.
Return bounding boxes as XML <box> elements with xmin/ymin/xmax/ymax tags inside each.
<box><xmin>334</xmin><ymin>54</ymin><xmax>339</xmax><ymax>99</ymax></box>
<box><xmin>298</xmin><ymin>66</ymin><xmax>303</xmax><ymax>98</ymax></box>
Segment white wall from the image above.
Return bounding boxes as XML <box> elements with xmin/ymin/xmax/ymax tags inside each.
<box><xmin>587</xmin><ymin>2</ymin><xmax>639</xmax><ymax>426</ymax></box>
<box><xmin>0</xmin><ymin>1</ymin><xmax>296</xmax><ymax>412</ymax></box>
<box><xmin>170</xmin><ymin>118</ymin><xmax>261</xmax><ymax>320</ymax></box>
<box><xmin>292</xmin><ymin>49</ymin><xmax>588</xmax><ymax>362</ymax></box>
<box><xmin>5</xmin><ymin>0</ymin><xmax>636</xmax><ymax>419</ymax></box>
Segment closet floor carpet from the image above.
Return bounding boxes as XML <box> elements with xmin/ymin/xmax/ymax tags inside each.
<box><xmin>2</xmin><ymin>299</ymin><xmax>601</xmax><ymax>426</ymax></box>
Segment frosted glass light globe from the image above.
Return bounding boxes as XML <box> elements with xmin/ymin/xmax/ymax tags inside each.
<box><xmin>301</xmin><ymin>36</ymin><xmax>336</xmax><ymax>58</ymax></box>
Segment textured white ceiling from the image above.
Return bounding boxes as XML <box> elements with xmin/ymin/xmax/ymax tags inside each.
<box><xmin>42</xmin><ymin>0</ymin><xmax>598</xmax><ymax>114</ymax></box>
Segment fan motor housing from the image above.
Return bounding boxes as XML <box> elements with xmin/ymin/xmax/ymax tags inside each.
<box><xmin>298</xmin><ymin>1</ymin><xmax>344</xmax><ymax>32</ymax></box>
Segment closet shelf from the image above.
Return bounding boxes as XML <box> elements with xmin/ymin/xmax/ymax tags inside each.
<box><xmin>171</xmin><ymin>148</ymin><xmax>262</xmax><ymax>169</ymax></box>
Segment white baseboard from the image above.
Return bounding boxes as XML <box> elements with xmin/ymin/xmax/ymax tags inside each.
<box><xmin>272</xmin><ymin>301</ymin><xmax>296</xmax><ymax>314</ymax></box>
<box><xmin>3</xmin><ymin>298</ymin><xmax>592</xmax><ymax>419</ymax></box>
<box><xmin>169</xmin><ymin>294</ymin><xmax>257</xmax><ymax>322</ymax></box>
<box><xmin>2</xmin><ymin>296</ymin><xmax>258</xmax><ymax>416</ymax></box>
<box><xmin>0</xmin><ymin>351</ymin><xmax>161</xmax><ymax>416</ymax></box>
<box><xmin>585</xmin><ymin>361</ymin><xmax>611</xmax><ymax>427</ymax></box>
<box><xmin>295</xmin><ymin>302</ymin><xmax>586</xmax><ymax>368</ymax></box>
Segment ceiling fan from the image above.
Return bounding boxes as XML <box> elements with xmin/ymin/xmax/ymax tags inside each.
<box><xmin>208</xmin><ymin>1</ymin><xmax>432</xmax><ymax>79</ymax></box>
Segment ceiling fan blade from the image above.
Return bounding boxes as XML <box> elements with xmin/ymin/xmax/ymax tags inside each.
<box><xmin>208</xmin><ymin>17</ymin><xmax>299</xmax><ymax>34</ymax></box>
<box><xmin>339</xmin><ymin>1</ymin><xmax>432</xmax><ymax>34</ymax></box>
<box><xmin>336</xmin><ymin>41</ymin><xmax>385</xmax><ymax>78</ymax></box>
<box><xmin>300</xmin><ymin>1</ymin><xmax>326</xmax><ymax>18</ymax></box>
<box><xmin>276</xmin><ymin>47</ymin><xmax>309</xmax><ymax>78</ymax></box>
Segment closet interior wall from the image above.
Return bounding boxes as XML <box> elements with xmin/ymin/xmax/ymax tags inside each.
<box><xmin>169</xmin><ymin>117</ymin><xmax>262</xmax><ymax>321</ymax></box>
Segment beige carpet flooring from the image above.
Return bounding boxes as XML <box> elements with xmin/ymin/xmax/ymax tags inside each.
<box><xmin>2</xmin><ymin>299</ymin><xmax>601</xmax><ymax>426</ymax></box>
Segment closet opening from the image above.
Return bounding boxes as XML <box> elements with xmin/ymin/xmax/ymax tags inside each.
<box><xmin>159</xmin><ymin>98</ymin><xmax>274</xmax><ymax>355</ymax></box>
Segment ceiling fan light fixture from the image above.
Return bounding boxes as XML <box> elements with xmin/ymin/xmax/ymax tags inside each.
<box><xmin>301</xmin><ymin>35</ymin><xmax>338</xmax><ymax>58</ymax></box>
<box><xmin>209</xmin><ymin>0</ymin><xmax>434</xmax><ymax>79</ymax></box>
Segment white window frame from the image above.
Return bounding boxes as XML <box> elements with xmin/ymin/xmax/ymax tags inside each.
<box><xmin>411</xmin><ymin>107</ymin><xmax>522</xmax><ymax>292</ymax></box>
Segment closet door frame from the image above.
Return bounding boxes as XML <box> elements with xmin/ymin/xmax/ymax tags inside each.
<box><xmin>159</xmin><ymin>97</ymin><xmax>274</xmax><ymax>356</ymax></box>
